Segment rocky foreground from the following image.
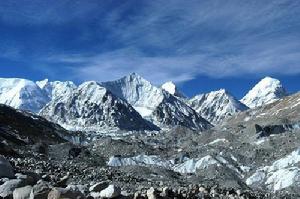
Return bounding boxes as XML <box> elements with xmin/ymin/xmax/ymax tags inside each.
<box><xmin>0</xmin><ymin>153</ymin><xmax>281</xmax><ymax>199</ymax></box>
<box><xmin>0</xmin><ymin>138</ymin><xmax>297</xmax><ymax>199</ymax></box>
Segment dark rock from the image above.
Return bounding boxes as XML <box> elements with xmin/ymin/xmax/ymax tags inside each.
<box><xmin>68</xmin><ymin>147</ymin><xmax>82</xmax><ymax>159</ymax></box>
<box><xmin>32</xmin><ymin>142</ymin><xmax>48</xmax><ymax>155</ymax></box>
<box><xmin>0</xmin><ymin>156</ymin><xmax>14</xmax><ymax>178</ymax></box>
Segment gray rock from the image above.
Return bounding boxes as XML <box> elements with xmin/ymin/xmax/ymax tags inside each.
<box><xmin>89</xmin><ymin>181</ymin><xmax>109</xmax><ymax>192</ymax></box>
<box><xmin>146</xmin><ymin>187</ymin><xmax>158</xmax><ymax>199</ymax></box>
<box><xmin>15</xmin><ymin>173</ymin><xmax>36</xmax><ymax>186</ymax></box>
<box><xmin>99</xmin><ymin>185</ymin><xmax>121</xmax><ymax>198</ymax></box>
<box><xmin>0</xmin><ymin>156</ymin><xmax>14</xmax><ymax>178</ymax></box>
<box><xmin>0</xmin><ymin>179</ymin><xmax>24</xmax><ymax>198</ymax></box>
<box><xmin>47</xmin><ymin>187</ymin><xmax>85</xmax><ymax>199</ymax></box>
<box><xmin>33</xmin><ymin>180</ymin><xmax>51</xmax><ymax>199</ymax></box>
<box><xmin>13</xmin><ymin>185</ymin><xmax>34</xmax><ymax>199</ymax></box>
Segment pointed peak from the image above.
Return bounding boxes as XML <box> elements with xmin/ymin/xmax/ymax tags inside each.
<box><xmin>241</xmin><ymin>76</ymin><xmax>287</xmax><ymax>108</ymax></box>
<box><xmin>215</xmin><ymin>88</ymin><xmax>227</xmax><ymax>94</ymax></box>
<box><xmin>128</xmin><ymin>72</ymin><xmax>143</xmax><ymax>79</ymax></box>
<box><xmin>259</xmin><ymin>76</ymin><xmax>281</xmax><ymax>85</ymax></box>
<box><xmin>121</xmin><ymin>73</ymin><xmax>152</xmax><ymax>85</ymax></box>
<box><xmin>36</xmin><ymin>79</ymin><xmax>49</xmax><ymax>89</ymax></box>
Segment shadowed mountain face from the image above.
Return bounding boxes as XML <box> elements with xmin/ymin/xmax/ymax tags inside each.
<box><xmin>102</xmin><ymin>73</ymin><xmax>212</xmax><ymax>130</ymax></box>
<box><xmin>40</xmin><ymin>81</ymin><xmax>159</xmax><ymax>132</ymax></box>
<box><xmin>0</xmin><ymin>75</ymin><xmax>291</xmax><ymax>134</ymax></box>
<box><xmin>0</xmin><ymin>104</ymin><xmax>70</xmax><ymax>146</ymax></box>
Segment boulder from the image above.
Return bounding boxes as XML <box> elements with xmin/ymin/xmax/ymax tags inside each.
<box><xmin>15</xmin><ymin>173</ymin><xmax>36</xmax><ymax>186</ymax></box>
<box><xmin>146</xmin><ymin>187</ymin><xmax>158</xmax><ymax>199</ymax></box>
<box><xmin>48</xmin><ymin>187</ymin><xmax>85</xmax><ymax>199</ymax></box>
<box><xmin>89</xmin><ymin>181</ymin><xmax>109</xmax><ymax>192</ymax></box>
<box><xmin>0</xmin><ymin>179</ymin><xmax>24</xmax><ymax>198</ymax></box>
<box><xmin>99</xmin><ymin>185</ymin><xmax>121</xmax><ymax>198</ymax></box>
<box><xmin>0</xmin><ymin>156</ymin><xmax>14</xmax><ymax>178</ymax></box>
<box><xmin>33</xmin><ymin>180</ymin><xmax>52</xmax><ymax>199</ymax></box>
<box><xmin>13</xmin><ymin>185</ymin><xmax>34</xmax><ymax>199</ymax></box>
<box><xmin>67</xmin><ymin>184</ymin><xmax>88</xmax><ymax>195</ymax></box>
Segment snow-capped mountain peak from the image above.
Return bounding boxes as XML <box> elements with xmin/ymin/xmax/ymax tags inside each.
<box><xmin>0</xmin><ymin>78</ymin><xmax>50</xmax><ymax>112</ymax></box>
<box><xmin>40</xmin><ymin>80</ymin><xmax>158</xmax><ymax>132</ymax></box>
<box><xmin>188</xmin><ymin>89</ymin><xmax>248</xmax><ymax>125</ymax></box>
<box><xmin>102</xmin><ymin>73</ymin><xmax>165</xmax><ymax>117</ymax></box>
<box><xmin>36</xmin><ymin>79</ymin><xmax>77</xmax><ymax>100</ymax></box>
<box><xmin>36</xmin><ymin>79</ymin><xmax>49</xmax><ymax>89</ymax></box>
<box><xmin>241</xmin><ymin>76</ymin><xmax>288</xmax><ymax>108</ymax></box>
<box><xmin>102</xmin><ymin>74</ymin><xmax>211</xmax><ymax>130</ymax></box>
<box><xmin>161</xmin><ymin>81</ymin><xmax>186</xmax><ymax>98</ymax></box>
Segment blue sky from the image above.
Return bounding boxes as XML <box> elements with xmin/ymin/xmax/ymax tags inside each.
<box><xmin>0</xmin><ymin>0</ymin><xmax>299</xmax><ymax>98</ymax></box>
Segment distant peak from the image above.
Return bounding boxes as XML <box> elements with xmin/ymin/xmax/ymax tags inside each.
<box><xmin>128</xmin><ymin>72</ymin><xmax>142</xmax><ymax>79</ymax></box>
<box><xmin>241</xmin><ymin>76</ymin><xmax>287</xmax><ymax>108</ymax></box>
<box><xmin>80</xmin><ymin>81</ymin><xmax>100</xmax><ymax>87</ymax></box>
<box><xmin>215</xmin><ymin>88</ymin><xmax>227</xmax><ymax>93</ymax></box>
<box><xmin>36</xmin><ymin>79</ymin><xmax>49</xmax><ymax>89</ymax></box>
<box><xmin>122</xmin><ymin>73</ymin><xmax>152</xmax><ymax>85</ymax></box>
<box><xmin>259</xmin><ymin>76</ymin><xmax>280</xmax><ymax>84</ymax></box>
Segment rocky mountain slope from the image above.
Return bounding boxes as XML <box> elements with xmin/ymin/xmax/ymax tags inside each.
<box><xmin>40</xmin><ymin>81</ymin><xmax>158</xmax><ymax>132</ymax></box>
<box><xmin>0</xmin><ymin>75</ymin><xmax>293</xmax><ymax>133</ymax></box>
<box><xmin>0</xmin><ymin>78</ymin><xmax>50</xmax><ymax>113</ymax></box>
<box><xmin>188</xmin><ymin>89</ymin><xmax>249</xmax><ymax>125</ymax></box>
<box><xmin>241</xmin><ymin>76</ymin><xmax>288</xmax><ymax>108</ymax></box>
<box><xmin>102</xmin><ymin>73</ymin><xmax>211</xmax><ymax>130</ymax></box>
<box><xmin>0</xmin><ymin>104</ymin><xmax>77</xmax><ymax>150</ymax></box>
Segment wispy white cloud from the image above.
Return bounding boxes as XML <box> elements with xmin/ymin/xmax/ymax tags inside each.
<box><xmin>0</xmin><ymin>0</ymin><xmax>299</xmax><ymax>83</ymax></box>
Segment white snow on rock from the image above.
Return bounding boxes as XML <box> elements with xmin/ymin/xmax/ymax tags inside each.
<box><xmin>107</xmin><ymin>154</ymin><xmax>244</xmax><ymax>176</ymax></box>
<box><xmin>99</xmin><ymin>185</ymin><xmax>121</xmax><ymax>198</ymax></box>
<box><xmin>102</xmin><ymin>73</ymin><xmax>164</xmax><ymax>116</ymax></box>
<box><xmin>108</xmin><ymin>155</ymin><xmax>173</xmax><ymax>168</ymax></box>
<box><xmin>39</xmin><ymin>81</ymin><xmax>156</xmax><ymax>132</ymax></box>
<box><xmin>0</xmin><ymin>78</ymin><xmax>50</xmax><ymax>112</ymax></box>
<box><xmin>36</xmin><ymin>79</ymin><xmax>77</xmax><ymax>100</ymax></box>
<box><xmin>173</xmin><ymin>155</ymin><xmax>218</xmax><ymax>173</ymax></box>
<box><xmin>246</xmin><ymin>148</ymin><xmax>300</xmax><ymax>191</ymax></box>
<box><xmin>161</xmin><ymin>81</ymin><xmax>186</xmax><ymax>98</ymax></box>
<box><xmin>207</xmin><ymin>138</ymin><xmax>228</xmax><ymax>145</ymax></box>
<box><xmin>241</xmin><ymin>77</ymin><xmax>287</xmax><ymax>108</ymax></box>
<box><xmin>188</xmin><ymin>89</ymin><xmax>248</xmax><ymax>124</ymax></box>
<box><xmin>102</xmin><ymin>73</ymin><xmax>211</xmax><ymax>130</ymax></box>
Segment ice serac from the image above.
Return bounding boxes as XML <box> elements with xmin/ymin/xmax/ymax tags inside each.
<box><xmin>102</xmin><ymin>73</ymin><xmax>212</xmax><ymax>130</ymax></box>
<box><xmin>241</xmin><ymin>77</ymin><xmax>288</xmax><ymax>108</ymax></box>
<box><xmin>39</xmin><ymin>81</ymin><xmax>158</xmax><ymax>132</ymax></box>
<box><xmin>0</xmin><ymin>78</ymin><xmax>50</xmax><ymax>113</ymax></box>
<box><xmin>161</xmin><ymin>81</ymin><xmax>186</xmax><ymax>98</ymax></box>
<box><xmin>188</xmin><ymin>89</ymin><xmax>248</xmax><ymax>125</ymax></box>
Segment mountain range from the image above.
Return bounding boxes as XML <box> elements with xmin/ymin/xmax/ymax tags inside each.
<box><xmin>0</xmin><ymin>73</ymin><xmax>299</xmax><ymax>196</ymax></box>
<box><xmin>0</xmin><ymin>74</ymin><xmax>289</xmax><ymax>133</ymax></box>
